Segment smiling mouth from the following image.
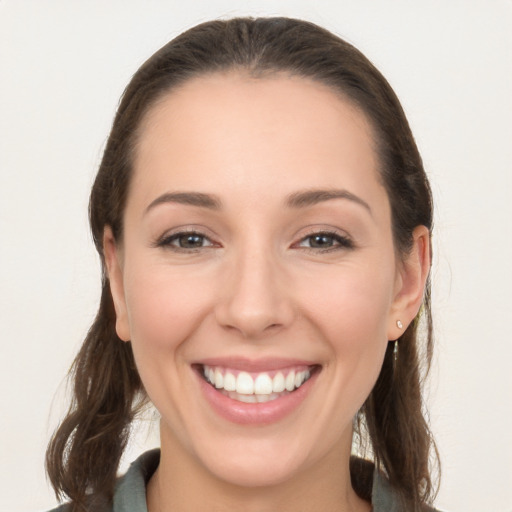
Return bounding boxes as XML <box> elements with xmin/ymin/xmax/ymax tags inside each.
<box><xmin>198</xmin><ymin>364</ymin><xmax>320</xmax><ymax>404</ymax></box>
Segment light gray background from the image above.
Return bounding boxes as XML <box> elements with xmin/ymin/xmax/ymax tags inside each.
<box><xmin>1</xmin><ymin>1</ymin><xmax>511</xmax><ymax>511</ymax></box>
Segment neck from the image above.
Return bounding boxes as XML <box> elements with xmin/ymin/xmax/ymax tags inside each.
<box><xmin>147</xmin><ymin>426</ymin><xmax>371</xmax><ymax>512</ymax></box>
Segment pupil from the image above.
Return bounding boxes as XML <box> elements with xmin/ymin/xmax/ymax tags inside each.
<box><xmin>180</xmin><ymin>234</ymin><xmax>203</xmax><ymax>248</ymax></box>
<box><xmin>311</xmin><ymin>235</ymin><xmax>332</xmax><ymax>248</ymax></box>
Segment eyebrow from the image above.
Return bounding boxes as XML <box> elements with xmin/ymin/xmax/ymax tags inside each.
<box><xmin>145</xmin><ymin>192</ymin><xmax>222</xmax><ymax>214</ymax></box>
<box><xmin>144</xmin><ymin>188</ymin><xmax>372</xmax><ymax>215</ymax></box>
<box><xmin>286</xmin><ymin>189</ymin><xmax>372</xmax><ymax>215</ymax></box>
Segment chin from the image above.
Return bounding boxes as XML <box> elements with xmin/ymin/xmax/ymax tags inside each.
<box><xmin>202</xmin><ymin>447</ymin><xmax>307</xmax><ymax>489</ymax></box>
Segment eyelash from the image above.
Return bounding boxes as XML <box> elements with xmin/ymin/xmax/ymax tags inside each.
<box><xmin>295</xmin><ymin>231</ymin><xmax>354</xmax><ymax>252</ymax></box>
<box><xmin>155</xmin><ymin>229</ymin><xmax>354</xmax><ymax>253</ymax></box>
<box><xmin>155</xmin><ymin>230</ymin><xmax>216</xmax><ymax>252</ymax></box>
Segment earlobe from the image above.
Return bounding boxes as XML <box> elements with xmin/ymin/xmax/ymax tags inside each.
<box><xmin>103</xmin><ymin>227</ymin><xmax>131</xmax><ymax>342</ymax></box>
<box><xmin>388</xmin><ymin>225</ymin><xmax>431</xmax><ymax>340</ymax></box>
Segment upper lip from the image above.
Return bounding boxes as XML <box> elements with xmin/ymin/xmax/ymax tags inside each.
<box><xmin>193</xmin><ymin>357</ymin><xmax>319</xmax><ymax>372</ymax></box>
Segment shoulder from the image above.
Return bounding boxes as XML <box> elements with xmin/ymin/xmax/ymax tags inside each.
<box><xmin>350</xmin><ymin>457</ymin><xmax>442</xmax><ymax>512</ymax></box>
<box><xmin>112</xmin><ymin>448</ymin><xmax>160</xmax><ymax>511</ymax></box>
<box><xmin>372</xmin><ymin>470</ymin><xmax>443</xmax><ymax>512</ymax></box>
<box><xmin>44</xmin><ymin>449</ymin><xmax>160</xmax><ymax>512</ymax></box>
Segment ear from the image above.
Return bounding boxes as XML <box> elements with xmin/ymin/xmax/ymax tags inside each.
<box><xmin>103</xmin><ymin>226</ymin><xmax>131</xmax><ymax>342</ymax></box>
<box><xmin>388</xmin><ymin>225</ymin><xmax>431</xmax><ymax>340</ymax></box>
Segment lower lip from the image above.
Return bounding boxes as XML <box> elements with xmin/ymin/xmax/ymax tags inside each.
<box><xmin>196</xmin><ymin>369</ymin><xmax>319</xmax><ymax>425</ymax></box>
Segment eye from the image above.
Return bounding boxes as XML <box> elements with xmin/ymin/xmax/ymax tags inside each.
<box><xmin>296</xmin><ymin>231</ymin><xmax>353</xmax><ymax>251</ymax></box>
<box><xmin>157</xmin><ymin>231</ymin><xmax>215</xmax><ymax>250</ymax></box>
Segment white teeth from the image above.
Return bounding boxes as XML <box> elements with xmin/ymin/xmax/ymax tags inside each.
<box><xmin>223</xmin><ymin>372</ymin><xmax>236</xmax><ymax>391</ymax></box>
<box><xmin>228</xmin><ymin>391</ymin><xmax>282</xmax><ymax>403</ymax></box>
<box><xmin>203</xmin><ymin>365</ymin><xmax>312</xmax><ymax>398</ymax></box>
<box><xmin>254</xmin><ymin>373</ymin><xmax>273</xmax><ymax>394</ymax></box>
<box><xmin>285</xmin><ymin>371</ymin><xmax>296</xmax><ymax>391</ymax></box>
<box><xmin>272</xmin><ymin>372</ymin><xmax>285</xmax><ymax>392</ymax></box>
<box><xmin>236</xmin><ymin>372</ymin><xmax>254</xmax><ymax>395</ymax></box>
<box><xmin>214</xmin><ymin>368</ymin><xmax>224</xmax><ymax>389</ymax></box>
<box><xmin>236</xmin><ymin>393</ymin><xmax>257</xmax><ymax>403</ymax></box>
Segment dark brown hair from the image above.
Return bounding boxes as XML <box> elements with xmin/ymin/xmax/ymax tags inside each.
<box><xmin>46</xmin><ymin>17</ymin><xmax>438</xmax><ymax>511</ymax></box>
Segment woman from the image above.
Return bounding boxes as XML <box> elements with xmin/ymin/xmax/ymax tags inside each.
<box><xmin>46</xmin><ymin>17</ymin><xmax>439</xmax><ymax>512</ymax></box>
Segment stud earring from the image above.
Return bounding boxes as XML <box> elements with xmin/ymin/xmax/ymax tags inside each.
<box><xmin>396</xmin><ymin>320</ymin><xmax>403</xmax><ymax>329</ymax></box>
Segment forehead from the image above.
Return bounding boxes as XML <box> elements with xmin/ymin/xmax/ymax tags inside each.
<box><xmin>136</xmin><ymin>71</ymin><xmax>375</xmax><ymax>154</ymax></box>
<box><xmin>130</xmin><ymin>72</ymin><xmax>384</xmax><ymax>213</ymax></box>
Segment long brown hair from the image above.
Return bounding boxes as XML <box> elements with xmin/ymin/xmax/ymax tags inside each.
<box><xmin>46</xmin><ymin>17</ymin><xmax>438</xmax><ymax>511</ymax></box>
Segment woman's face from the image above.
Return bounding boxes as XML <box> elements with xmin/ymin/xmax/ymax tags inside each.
<box><xmin>106</xmin><ymin>73</ymin><xmax>424</xmax><ymax>487</ymax></box>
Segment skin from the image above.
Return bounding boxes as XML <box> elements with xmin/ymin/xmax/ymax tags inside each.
<box><xmin>104</xmin><ymin>72</ymin><xmax>430</xmax><ymax>512</ymax></box>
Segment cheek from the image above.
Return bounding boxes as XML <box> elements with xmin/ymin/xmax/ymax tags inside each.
<box><xmin>121</xmin><ymin>263</ymin><xmax>217</xmax><ymax>430</ymax></box>
<box><xmin>298</xmin><ymin>264</ymin><xmax>393</xmax><ymax>408</ymax></box>
<box><xmin>301</xmin><ymin>264</ymin><xmax>394</xmax><ymax>349</ymax></box>
<box><xmin>122</xmin><ymin>262</ymin><xmax>214</xmax><ymax>354</ymax></box>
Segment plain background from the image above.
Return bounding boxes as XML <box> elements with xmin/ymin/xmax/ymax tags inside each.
<box><xmin>1</xmin><ymin>1</ymin><xmax>511</xmax><ymax>511</ymax></box>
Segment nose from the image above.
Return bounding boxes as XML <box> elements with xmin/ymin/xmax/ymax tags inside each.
<box><xmin>214</xmin><ymin>246</ymin><xmax>295</xmax><ymax>339</ymax></box>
